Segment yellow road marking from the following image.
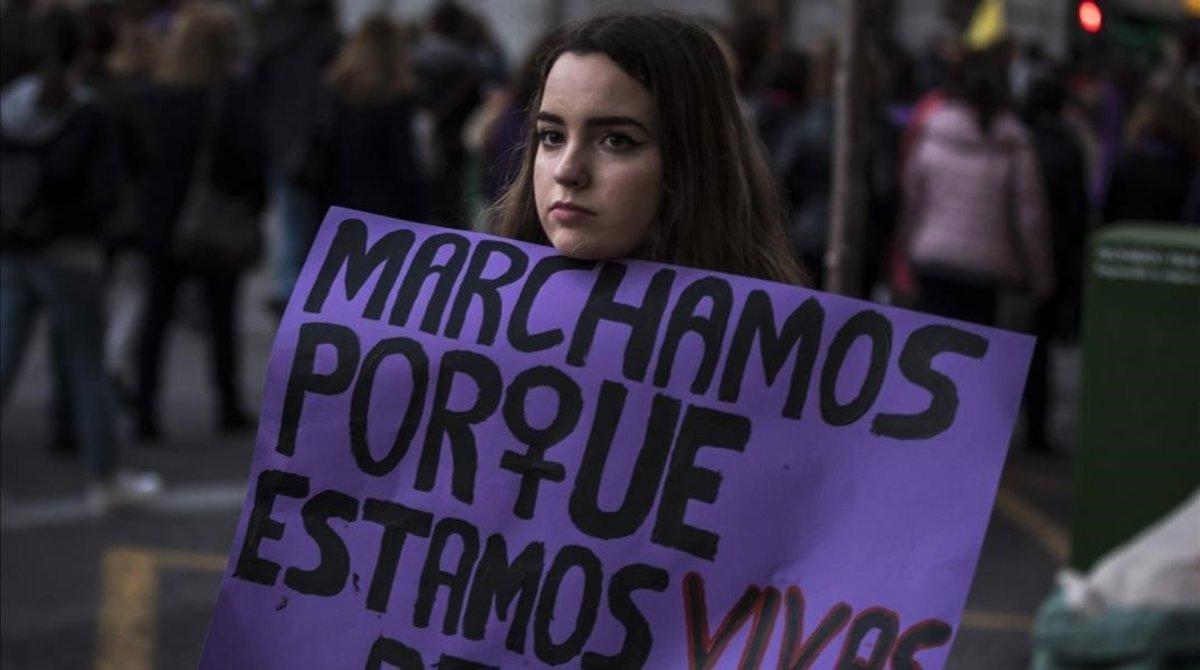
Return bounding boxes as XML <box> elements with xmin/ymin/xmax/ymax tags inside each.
<box><xmin>960</xmin><ymin>609</ymin><xmax>1034</xmax><ymax>633</ymax></box>
<box><xmin>1004</xmin><ymin>468</ymin><xmax>1072</xmax><ymax>496</ymax></box>
<box><xmin>94</xmin><ymin>547</ymin><xmax>227</xmax><ymax>670</ymax></box>
<box><xmin>95</xmin><ymin>548</ymin><xmax>158</xmax><ymax>670</ymax></box>
<box><xmin>154</xmin><ymin>548</ymin><xmax>228</xmax><ymax>572</ymax></box>
<box><xmin>994</xmin><ymin>485</ymin><xmax>1070</xmax><ymax>564</ymax></box>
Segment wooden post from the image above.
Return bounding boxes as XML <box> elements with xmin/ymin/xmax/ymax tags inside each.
<box><xmin>825</xmin><ymin>0</ymin><xmax>867</xmax><ymax>296</ymax></box>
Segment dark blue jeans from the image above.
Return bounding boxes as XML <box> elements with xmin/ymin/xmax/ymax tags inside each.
<box><xmin>271</xmin><ymin>174</ymin><xmax>321</xmax><ymax>304</ymax></box>
<box><xmin>137</xmin><ymin>257</ymin><xmax>242</xmax><ymax>419</ymax></box>
<box><xmin>0</xmin><ymin>251</ymin><xmax>117</xmax><ymax>476</ymax></box>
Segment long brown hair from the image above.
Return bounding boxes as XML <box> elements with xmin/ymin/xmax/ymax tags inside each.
<box><xmin>154</xmin><ymin>2</ymin><xmax>239</xmax><ymax>88</ymax></box>
<box><xmin>1127</xmin><ymin>85</ymin><xmax>1200</xmax><ymax>161</ymax></box>
<box><xmin>325</xmin><ymin>14</ymin><xmax>412</xmax><ymax>106</ymax></box>
<box><xmin>490</xmin><ymin>12</ymin><xmax>805</xmax><ymax>286</ymax></box>
<box><xmin>108</xmin><ymin>10</ymin><xmax>159</xmax><ymax>78</ymax></box>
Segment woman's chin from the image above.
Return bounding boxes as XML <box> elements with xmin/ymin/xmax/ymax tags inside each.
<box><xmin>542</xmin><ymin>221</ymin><xmax>647</xmax><ymax>262</ymax></box>
<box><xmin>548</xmin><ymin>234</ymin><xmax>612</xmax><ymax>262</ymax></box>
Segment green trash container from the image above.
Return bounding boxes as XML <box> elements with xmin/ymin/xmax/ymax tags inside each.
<box><xmin>1073</xmin><ymin>223</ymin><xmax>1200</xmax><ymax>572</ymax></box>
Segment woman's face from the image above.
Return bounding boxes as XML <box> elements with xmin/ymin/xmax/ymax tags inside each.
<box><xmin>534</xmin><ymin>52</ymin><xmax>663</xmax><ymax>260</ymax></box>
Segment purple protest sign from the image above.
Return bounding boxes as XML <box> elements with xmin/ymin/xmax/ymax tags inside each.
<box><xmin>200</xmin><ymin>208</ymin><xmax>1032</xmax><ymax>669</ymax></box>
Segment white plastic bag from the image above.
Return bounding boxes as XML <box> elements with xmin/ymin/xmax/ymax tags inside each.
<box><xmin>1058</xmin><ymin>488</ymin><xmax>1200</xmax><ymax>615</ymax></box>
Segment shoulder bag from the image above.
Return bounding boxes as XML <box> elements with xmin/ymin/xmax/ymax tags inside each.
<box><xmin>172</xmin><ymin>87</ymin><xmax>262</xmax><ymax>273</ymax></box>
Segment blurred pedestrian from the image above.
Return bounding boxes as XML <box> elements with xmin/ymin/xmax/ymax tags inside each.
<box><xmin>474</xmin><ymin>33</ymin><xmax>558</xmax><ymax>210</ymax></box>
<box><xmin>410</xmin><ymin>1</ymin><xmax>485</xmax><ymax>228</ymax></box>
<box><xmin>901</xmin><ymin>47</ymin><xmax>1054</xmax><ymax>326</ymax></box>
<box><xmin>1022</xmin><ymin>70</ymin><xmax>1090</xmax><ymax>326</ymax></box>
<box><xmin>490</xmin><ymin>12</ymin><xmax>804</xmax><ymax>285</ymax></box>
<box><xmin>290</xmin><ymin>14</ymin><xmax>425</xmax><ymax>223</ymax></box>
<box><xmin>749</xmin><ymin>49</ymin><xmax>810</xmax><ymax>161</ymax></box>
<box><xmin>0</xmin><ymin>0</ymin><xmax>38</xmax><ymax>88</ymax></box>
<box><xmin>862</xmin><ymin>44</ymin><xmax>906</xmax><ymax>301</ymax></box>
<box><xmin>753</xmin><ymin>46</ymin><xmax>832</xmax><ymax>287</ymax></box>
<box><xmin>457</xmin><ymin>9</ymin><xmax>507</xmax><ymax>88</ymax></box>
<box><xmin>39</xmin><ymin>1</ymin><xmax>158</xmax><ymax>454</ymax></box>
<box><xmin>1008</xmin><ymin>41</ymin><xmax>1048</xmax><ymax>108</ymax></box>
<box><xmin>253</xmin><ymin>0</ymin><xmax>340</xmax><ymax>315</ymax></box>
<box><xmin>728</xmin><ymin>10</ymin><xmax>780</xmax><ymax>96</ymax></box>
<box><xmin>1073</xmin><ymin>57</ymin><xmax>1139</xmax><ymax>210</ymax></box>
<box><xmin>0</xmin><ymin>6</ymin><xmax>160</xmax><ymax>512</ymax></box>
<box><xmin>1185</xmin><ymin>170</ymin><xmax>1200</xmax><ymax>225</ymax></box>
<box><xmin>889</xmin><ymin>32</ymin><xmax>959</xmax><ymax>301</ymax></box>
<box><xmin>1021</xmin><ymin>68</ymin><xmax>1091</xmax><ymax>452</ymax></box>
<box><xmin>903</xmin><ymin>29</ymin><xmax>961</xmax><ymax>163</ymax></box>
<box><xmin>1183</xmin><ymin>19</ymin><xmax>1200</xmax><ymax>101</ymax></box>
<box><xmin>98</xmin><ymin>2</ymin><xmax>159</xmax><ymax>398</ymax></box>
<box><xmin>1102</xmin><ymin>86</ymin><xmax>1200</xmax><ymax>225</ymax></box>
<box><xmin>135</xmin><ymin>1</ymin><xmax>267</xmax><ymax>441</ymax></box>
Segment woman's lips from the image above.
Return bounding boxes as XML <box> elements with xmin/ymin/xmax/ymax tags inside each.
<box><xmin>549</xmin><ymin>201</ymin><xmax>596</xmax><ymax>224</ymax></box>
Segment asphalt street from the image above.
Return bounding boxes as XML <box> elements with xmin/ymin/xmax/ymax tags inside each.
<box><xmin>0</xmin><ymin>266</ymin><xmax>1078</xmax><ymax>670</ymax></box>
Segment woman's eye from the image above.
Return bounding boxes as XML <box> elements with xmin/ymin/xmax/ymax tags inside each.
<box><xmin>537</xmin><ymin>129</ymin><xmax>565</xmax><ymax>146</ymax></box>
<box><xmin>601</xmin><ymin>133</ymin><xmax>638</xmax><ymax>150</ymax></box>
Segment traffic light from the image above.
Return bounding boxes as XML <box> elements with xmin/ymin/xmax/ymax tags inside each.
<box><xmin>1078</xmin><ymin>1</ymin><xmax>1103</xmax><ymax>34</ymax></box>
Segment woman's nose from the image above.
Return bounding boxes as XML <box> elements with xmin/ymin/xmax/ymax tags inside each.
<box><xmin>553</xmin><ymin>142</ymin><xmax>590</xmax><ymax>189</ymax></box>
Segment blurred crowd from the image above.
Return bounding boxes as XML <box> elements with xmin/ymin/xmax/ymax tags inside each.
<box><xmin>1</xmin><ymin>0</ymin><xmax>1198</xmax><ymax>510</ymax></box>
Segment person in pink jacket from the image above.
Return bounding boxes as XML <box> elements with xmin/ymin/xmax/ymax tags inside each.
<box><xmin>902</xmin><ymin>47</ymin><xmax>1054</xmax><ymax>326</ymax></box>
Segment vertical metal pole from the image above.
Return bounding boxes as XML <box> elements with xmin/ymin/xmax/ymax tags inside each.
<box><xmin>826</xmin><ymin>0</ymin><xmax>867</xmax><ymax>296</ymax></box>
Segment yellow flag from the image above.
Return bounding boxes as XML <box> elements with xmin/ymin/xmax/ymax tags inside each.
<box><xmin>965</xmin><ymin>0</ymin><xmax>1006</xmax><ymax>51</ymax></box>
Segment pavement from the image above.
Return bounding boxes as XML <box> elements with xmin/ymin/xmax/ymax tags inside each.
<box><xmin>0</xmin><ymin>263</ymin><xmax>1080</xmax><ymax>670</ymax></box>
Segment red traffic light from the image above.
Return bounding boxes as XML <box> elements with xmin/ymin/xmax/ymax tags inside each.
<box><xmin>1078</xmin><ymin>1</ymin><xmax>1103</xmax><ymax>33</ymax></box>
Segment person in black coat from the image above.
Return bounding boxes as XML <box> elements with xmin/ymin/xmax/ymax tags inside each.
<box><xmin>253</xmin><ymin>0</ymin><xmax>340</xmax><ymax>312</ymax></box>
<box><xmin>135</xmin><ymin>2</ymin><xmax>266</xmax><ymax>440</ymax></box>
<box><xmin>410</xmin><ymin>2</ymin><xmax>481</xmax><ymax>227</ymax></box>
<box><xmin>1103</xmin><ymin>86</ymin><xmax>1200</xmax><ymax>225</ymax></box>
<box><xmin>2</xmin><ymin>6</ymin><xmax>161</xmax><ymax>511</ymax></box>
<box><xmin>291</xmin><ymin>14</ymin><xmax>425</xmax><ymax>224</ymax></box>
<box><xmin>1021</xmin><ymin>70</ymin><xmax>1091</xmax><ymax>452</ymax></box>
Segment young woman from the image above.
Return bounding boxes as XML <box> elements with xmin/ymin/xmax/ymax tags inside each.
<box><xmin>900</xmin><ymin>47</ymin><xmax>1054</xmax><ymax>327</ymax></box>
<box><xmin>136</xmin><ymin>2</ymin><xmax>267</xmax><ymax>439</ymax></box>
<box><xmin>1103</xmin><ymin>85</ymin><xmax>1200</xmax><ymax>225</ymax></box>
<box><xmin>297</xmin><ymin>13</ymin><xmax>425</xmax><ymax>223</ymax></box>
<box><xmin>490</xmin><ymin>12</ymin><xmax>805</xmax><ymax>286</ymax></box>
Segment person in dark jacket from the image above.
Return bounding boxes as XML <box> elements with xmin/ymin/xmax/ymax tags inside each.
<box><xmin>253</xmin><ymin>0</ymin><xmax>340</xmax><ymax>314</ymax></box>
<box><xmin>1</xmin><ymin>6</ymin><xmax>160</xmax><ymax>512</ymax></box>
<box><xmin>35</xmin><ymin>2</ymin><xmax>157</xmax><ymax>454</ymax></box>
<box><xmin>135</xmin><ymin>2</ymin><xmax>267</xmax><ymax>440</ymax></box>
<box><xmin>293</xmin><ymin>14</ymin><xmax>425</xmax><ymax>223</ymax></box>
<box><xmin>0</xmin><ymin>0</ymin><xmax>38</xmax><ymax>87</ymax></box>
<box><xmin>1103</xmin><ymin>86</ymin><xmax>1200</xmax><ymax>225</ymax></box>
<box><xmin>95</xmin><ymin>4</ymin><xmax>159</xmax><ymax>398</ymax></box>
<box><xmin>1021</xmin><ymin>69</ymin><xmax>1091</xmax><ymax>452</ymax></box>
<box><xmin>410</xmin><ymin>1</ymin><xmax>483</xmax><ymax>227</ymax></box>
<box><xmin>755</xmin><ymin>47</ymin><xmax>834</xmax><ymax>287</ymax></box>
<box><xmin>479</xmin><ymin>32</ymin><xmax>558</xmax><ymax>207</ymax></box>
<box><xmin>1184</xmin><ymin>170</ymin><xmax>1200</xmax><ymax>225</ymax></box>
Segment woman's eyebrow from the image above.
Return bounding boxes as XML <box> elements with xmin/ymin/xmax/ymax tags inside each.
<box><xmin>584</xmin><ymin>116</ymin><xmax>651</xmax><ymax>134</ymax></box>
<box><xmin>535</xmin><ymin>111</ymin><xmax>651</xmax><ymax>134</ymax></box>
